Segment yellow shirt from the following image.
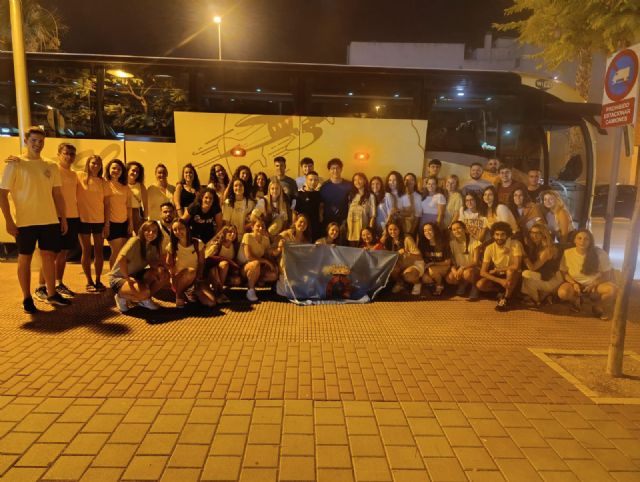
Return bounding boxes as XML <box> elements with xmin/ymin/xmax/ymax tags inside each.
<box><xmin>77</xmin><ymin>173</ymin><xmax>108</xmax><ymax>223</ymax></box>
<box><xmin>0</xmin><ymin>157</ymin><xmax>61</xmax><ymax>227</ymax></box>
<box><xmin>59</xmin><ymin>167</ymin><xmax>79</xmax><ymax>218</ymax></box>
<box><xmin>107</xmin><ymin>181</ymin><xmax>132</xmax><ymax>223</ymax></box>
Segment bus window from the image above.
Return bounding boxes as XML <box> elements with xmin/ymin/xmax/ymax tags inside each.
<box><xmin>0</xmin><ymin>57</ymin><xmax>15</xmax><ymax>135</ymax></box>
<box><xmin>103</xmin><ymin>65</ymin><xmax>189</xmax><ymax>137</ymax></box>
<box><xmin>197</xmin><ymin>69</ymin><xmax>295</xmax><ymax>116</ymax></box>
<box><xmin>498</xmin><ymin>124</ymin><xmax>544</xmax><ymax>173</ymax></box>
<box><xmin>307</xmin><ymin>74</ymin><xmax>421</xmax><ymax>119</ymax></box>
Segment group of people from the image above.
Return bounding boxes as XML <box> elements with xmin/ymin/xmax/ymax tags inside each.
<box><xmin>0</xmin><ymin>127</ymin><xmax>616</xmax><ymax>319</ymax></box>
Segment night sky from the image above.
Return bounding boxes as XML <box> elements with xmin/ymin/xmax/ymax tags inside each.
<box><xmin>44</xmin><ymin>0</ymin><xmax>512</xmax><ymax>63</ymax></box>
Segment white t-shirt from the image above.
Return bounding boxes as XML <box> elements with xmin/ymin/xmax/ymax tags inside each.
<box><xmin>0</xmin><ymin>157</ymin><xmax>61</xmax><ymax>227</ymax></box>
<box><xmin>450</xmin><ymin>237</ymin><xmax>481</xmax><ymax>268</ymax></box>
<box><xmin>167</xmin><ymin>240</ymin><xmax>203</xmax><ymax>273</ymax></box>
<box><xmin>560</xmin><ymin>247</ymin><xmax>611</xmax><ymax>287</ymax></box>
<box><xmin>420</xmin><ymin>193</ymin><xmax>446</xmax><ymax>216</ymax></box>
<box><xmin>483</xmin><ymin>238</ymin><xmax>523</xmax><ymax>270</ymax></box>
<box><xmin>237</xmin><ymin>232</ymin><xmax>271</xmax><ymax>264</ymax></box>
<box><xmin>399</xmin><ymin>192</ymin><xmax>422</xmax><ymax>217</ymax></box>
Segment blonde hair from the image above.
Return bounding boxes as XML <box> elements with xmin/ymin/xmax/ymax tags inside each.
<box><xmin>541</xmin><ymin>190</ymin><xmax>566</xmax><ymax>213</ymax></box>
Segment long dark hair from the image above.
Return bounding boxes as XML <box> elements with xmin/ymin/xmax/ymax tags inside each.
<box><xmin>348</xmin><ymin>172</ymin><xmax>372</xmax><ymax>206</ymax></box>
<box><xmin>137</xmin><ymin>220</ymin><xmax>163</xmax><ymax>261</ymax></box>
<box><xmin>252</xmin><ymin>171</ymin><xmax>270</xmax><ymax>198</ymax></box>
<box><xmin>179</xmin><ymin>163</ymin><xmax>201</xmax><ymax>190</ymax></box>
<box><xmin>478</xmin><ymin>185</ymin><xmax>498</xmax><ymax>217</ymax></box>
<box><xmin>126</xmin><ymin>161</ymin><xmax>145</xmax><ymax>184</ymax></box>
<box><xmin>231</xmin><ymin>165</ymin><xmax>253</xmax><ymax>195</ymax></box>
<box><xmin>209</xmin><ymin>163</ymin><xmax>229</xmax><ymax>189</ymax></box>
<box><xmin>382</xmin><ymin>221</ymin><xmax>406</xmax><ymax>251</ymax></box>
<box><xmin>418</xmin><ymin>222</ymin><xmax>447</xmax><ymax>254</ymax></box>
<box><xmin>370</xmin><ymin>176</ymin><xmax>385</xmax><ymax>204</ymax></box>
<box><xmin>225</xmin><ymin>178</ymin><xmax>251</xmax><ymax>206</ymax></box>
<box><xmin>450</xmin><ymin>220</ymin><xmax>472</xmax><ymax>255</ymax></box>
<box><xmin>198</xmin><ymin>187</ymin><xmax>221</xmax><ymax>211</ymax></box>
<box><xmin>575</xmin><ymin>229</ymin><xmax>600</xmax><ymax>275</ymax></box>
<box><xmin>386</xmin><ymin>171</ymin><xmax>406</xmax><ymax>196</ymax></box>
<box><xmin>104</xmin><ymin>158</ymin><xmax>127</xmax><ymax>185</ymax></box>
<box><xmin>169</xmin><ymin>219</ymin><xmax>197</xmax><ymax>266</ymax></box>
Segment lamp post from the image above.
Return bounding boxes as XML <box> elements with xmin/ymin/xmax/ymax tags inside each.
<box><xmin>9</xmin><ymin>0</ymin><xmax>31</xmax><ymax>146</ymax></box>
<box><xmin>213</xmin><ymin>15</ymin><xmax>222</xmax><ymax>60</ymax></box>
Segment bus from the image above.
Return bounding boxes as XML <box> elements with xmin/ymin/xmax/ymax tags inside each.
<box><xmin>0</xmin><ymin>51</ymin><xmax>602</xmax><ymax>226</ymax></box>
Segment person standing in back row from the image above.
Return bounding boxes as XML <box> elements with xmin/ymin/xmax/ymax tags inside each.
<box><xmin>0</xmin><ymin>126</ymin><xmax>71</xmax><ymax>313</ymax></box>
<box><xmin>319</xmin><ymin>158</ymin><xmax>352</xmax><ymax>239</ymax></box>
<box><xmin>272</xmin><ymin>156</ymin><xmax>298</xmax><ymax>201</ymax></box>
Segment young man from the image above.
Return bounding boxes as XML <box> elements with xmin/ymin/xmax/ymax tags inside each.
<box><xmin>481</xmin><ymin>157</ymin><xmax>500</xmax><ymax>184</ymax></box>
<box><xmin>33</xmin><ymin>143</ymin><xmax>79</xmax><ymax>300</ymax></box>
<box><xmin>158</xmin><ymin>201</ymin><xmax>175</xmax><ymax>241</ymax></box>
<box><xmin>495</xmin><ymin>164</ymin><xmax>526</xmax><ymax>205</ymax></box>
<box><xmin>525</xmin><ymin>168</ymin><xmax>546</xmax><ymax>203</ymax></box>
<box><xmin>476</xmin><ymin>221</ymin><xmax>523</xmax><ymax>311</ymax></box>
<box><xmin>426</xmin><ymin>159</ymin><xmax>445</xmax><ymax>189</ymax></box>
<box><xmin>0</xmin><ymin>127</ymin><xmax>70</xmax><ymax>313</ymax></box>
<box><xmin>295</xmin><ymin>157</ymin><xmax>319</xmax><ymax>190</ymax></box>
<box><xmin>272</xmin><ymin>156</ymin><xmax>298</xmax><ymax>201</ymax></box>
<box><xmin>293</xmin><ymin>170</ymin><xmax>323</xmax><ymax>241</ymax></box>
<box><xmin>319</xmin><ymin>158</ymin><xmax>352</xmax><ymax>233</ymax></box>
<box><xmin>461</xmin><ymin>162</ymin><xmax>492</xmax><ymax>197</ymax></box>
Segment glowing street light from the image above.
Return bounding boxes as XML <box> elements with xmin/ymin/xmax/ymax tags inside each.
<box><xmin>212</xmin><ymin>15</ymin><xmax>222</xmax><ymax>60</ymax></box>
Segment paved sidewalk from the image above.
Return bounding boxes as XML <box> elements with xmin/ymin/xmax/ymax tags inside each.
<box><xmin>0</xmin><ymin>261</ymin><xmax>639</xmax><ymax>481</ymax></box>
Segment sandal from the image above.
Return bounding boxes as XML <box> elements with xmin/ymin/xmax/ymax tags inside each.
<box><xmin>176</xmin><ymin>298</ymin><xmax>186</xmax><ymax>309</ymax></box>
<box><xmin>86</xmin><ymin>282</ymin><xmax>97</xmax><ymax>293</ymax></box>
<box><xmin>94</xmin><ymin>281</ymin><xmax>107</xmax><ymax>292</ymax></box>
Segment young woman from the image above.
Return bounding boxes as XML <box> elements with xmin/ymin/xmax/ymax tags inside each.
<box><xmin>444</xmin><ymin>175</ymin><xmax>463</xmax><ymax>227</ymax></box>
<box><xmin>346</xmin><ymin>172</ymin><xmax>376</xmax><ymax>246</ymax></box>
<box><xmin>166</xmin><ymin>219</ymin><xmax>216</xmax><ymax>308</ymax></box>
<box><xmin>126</xmin><ymin>161</ymin><xmax>148</xmax><ymax>232</ymax></box>
<box><xmin>458</xmin><ymin>192</ymin><xmax>487</xmax><ymax>242</ymax></box>
<box><xmin>417</xmin><ymin>222</ymin><xmax>451</xmax><ymax>296</ymax></box>
<box><xmin>104</xmin><ymin>159</ymin><xmax>134</xmax><ymax>268</ymax></box>
<box><xmin>252</xmin><ymin>171</ymin><xmax>270</xmax><ymax>201</ymax></box>
<box><xmin>509</xmin><ymin>187</ymin><xmax>544</xmax><ymax>235</ymax></box>
<box><xmin>208</xmin><ymin>163</ymin><xmax>229</xmax><ymax>200</ymax></box>
<box><xmin>182</xmin><ymin>187</ymin><xmax>222</xmax><ymax>244</ymax></box>
<box><xmin>377</xmin><ymin>171</ymin><xmax>405</xmax><ymax>234</ymax></box>
<box><xmin>109</xmin><ymin>220</ymin><xmax>169</xmax><ymax>312</ymax></box>
<box><xmin>419</xmin><ymin>176</ymin><xmax>446</xmax><ymax>228</ymax></box>
<box><xmin>222</xmin><ymin>179</ymin><xmax>256</xmax><ymax>237</ymax></box>
<box><xmin>446</xmin><ymin>221</ymin><xmax>481</xmax><ymax>297</ymax></box>
<box><xmin>238</xmin><ymin>218</ymin><xmax>279</xmax><ymax>302</ymax></box>
<box><xmin>315</xmin><ymin>222</ymin><xmax>341</xmax><ymax>246</ymax></box>
<box><xmin>278</xmin><ymin>213</ymin><xmax>312</xmax><ymax>246</ymax></box>
<box><xmin>77</xmin><ymin>155</ymin><xmax>110</xmax><ymax>292</ymax></box>
<box><xmin>205</xmin><ymin>225</ymin><xmax>240</xmax><ymax>304</ymax></box>
<box><xmin>230</xmin><ymin>165</ymin><xmax>253</xmax><ymax>197</ymax></box>
<box><xmin>399</xmin><ymin>173</ymin><xmax>421</xmax><ymax>237</ymax></box>
<box><xmin>541</xmin><ymin>190</ymin><xmax>575</xmax><ymax>244</ymax></box>
<box><xmin>254</xmin><ymin>181</ymin><xmax>290</xmax><ymax>238</ymax></box>
<box><xmin>382</xmin><ymin>221</ymin><xmax>422</xmax><ymax>295</ymax></box>
<box><xmin>479</xmin><ymin>185</ymin><xmax>518</xmax><ymax>237</ymax></box>
<box><xmin>370</xmin><ymin>176</ymin><xmax>387</xmax><ymax>237</ymax></box>
<box><xmin>521</xmin><ymin>223</ymin><xmax>562</xmax><ymax>306</ymax></box>
<box><xmin>557</xmin><ymin>229</ymin><xmax>616</xmax><ymax>320</ymax></box>
<box><xmin>146</xmin><ymin>164</ymin><xmax>175</xmax><ymax>221</ymax></box>
<box><xmin>174</xmin><ymin>163</ymin><xmax>201</xmax><ymax>217</ymax></box>
<box><xmin>359</xmin><ymin>226</ymin><xmax>384</xmax><ymax>251</ymax></box>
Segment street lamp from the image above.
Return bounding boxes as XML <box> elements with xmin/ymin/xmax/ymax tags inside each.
<box><xmin>212</xmin><ymin>15</ymin><xmax>222</xmax><ymax>60</ymax></box>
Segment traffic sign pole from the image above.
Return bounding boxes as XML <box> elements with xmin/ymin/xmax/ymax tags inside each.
<box><xmin>603</xmin><ymin>126</ymin><xmax>623</xmax><ymax>253</ymax></box>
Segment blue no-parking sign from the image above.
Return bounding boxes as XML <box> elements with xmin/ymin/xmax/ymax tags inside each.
<box><xmin>601</xmin><ymin>44</ymin><xmax>640</xmax><ymax>128</ymax></box>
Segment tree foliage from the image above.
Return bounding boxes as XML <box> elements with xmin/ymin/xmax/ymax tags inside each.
<box><xmin>495</xmin><ymin>0</ymin><xmax>640</xmax><ymax>99</ymax></box>
<box><xmin>0</xmin><ymin>0</ymin><xmax>67</xmax><ymax>52</ymax></box>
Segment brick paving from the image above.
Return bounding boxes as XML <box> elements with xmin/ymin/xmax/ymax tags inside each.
<box><xmin>0</xmin><ymin>261</ymin><xmax>639</xmax><ymax>481</ymax></box>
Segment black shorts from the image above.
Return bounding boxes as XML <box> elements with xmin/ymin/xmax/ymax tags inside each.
<box><xmin>60</xmin><ymin>218</ymin><xmax>80</xmax><ymax>250</ymax></box>
<box><xmin>79</xmin><ymin>221</ymin><xmax>105</xmax><ymax>235</ymax></box>
<box><xmin>107</xmin><ymin>221</ymin><xmax>129</xmax><ymax>241</ymax></box>
<box><xmin>17</xmin><ymin>223</ymin><xmax>62</xmax><ymax>255</ymax></box>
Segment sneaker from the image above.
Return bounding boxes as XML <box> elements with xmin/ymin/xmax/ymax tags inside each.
<box><xmin>411</xmin><ymin>283</ymin><xmax>422</xmax><ymax>296</ymax></box>
<box><xmin>495</xmin><ymin>297</ymin><xmax>509</xmax><ymax>312</ymax></box>
<box><xmin>56</xmin><ymin>283</ymin><xmax>75</xmax><ymax>298</ymax></box>
<box><xmin>217</xmin><ymin>293</ymin><xmax>231</xmax><ymax>304</ymax></box>
<box><xmin>246</xmin><ymin>289</ymin><xmax>258</xmax><ymax>302</ymax></box>
<box><xmin>467</xmin><ymin>286</ymin><xmax>480</xmax><ymax>301</ymax></box>
<box><xmin>34</xmin><ymin>286</ymin><xmax>48</xmax><ymax>302</ymax></box>
<box><xmin>391</xmin><ymin>282</ymin><xmax>404</xmax><ymax>294</ymax></box>
<box><xmin>114</xmin><ymin>293</ymin><xmax>129</xmax><ymax>313</ymax></box>
<box><xmin>184</xmin><ymin>286</ymin><xmax>197</xmax><ymax>303</ymax></box>
<box><xmin>46</xmin><ymin>292</ymin><xmax>71</xmax><ymax>306</ymax></box>
<box><xmin>433</xmin><ymin>285</ymin><xmax>445</xmax><ymax>296</ymax></box>
<box><xmin>94</xmin><ymin>281</ymin><xmax>107</xmax><ymax>292</ymax></box>
<box><xmin>23</xmin><ymin>297</ymin><xmax>39</xmax><ymax>314</ymax></box>
<box><xmin>592</xmin><ymin>306</ymin><xmax>609</xmax><ymax>321</ymax></box>
<box><xmin>455</xmin><ymin>283</ymin><xmax>467</xmax><ymax>296</ymax></box>
<box><xmin>138</xmin><ymin>298</ymin><xmax>160</xmax><ymax>310</ymax></box>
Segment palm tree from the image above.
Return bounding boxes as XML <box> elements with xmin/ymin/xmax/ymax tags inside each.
<box><xmin>0</xmin><ymin>0</ymin><xmax>67</xmax><ymax>52</ymax></box>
